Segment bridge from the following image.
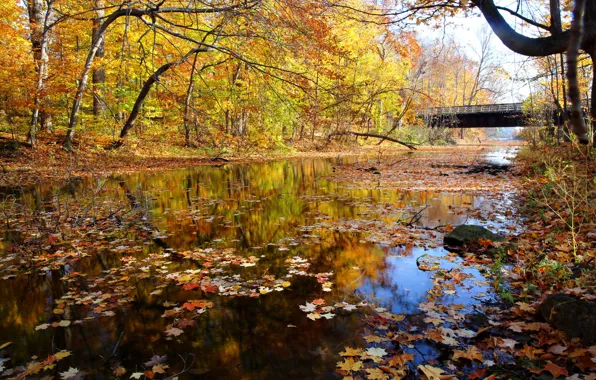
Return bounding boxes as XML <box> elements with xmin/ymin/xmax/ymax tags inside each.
<box><xmin>419</xmin><ymin>103</ymin><xmax>527</xmax><ymax>129</ymax></box>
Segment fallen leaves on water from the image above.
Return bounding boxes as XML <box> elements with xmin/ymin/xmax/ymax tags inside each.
<box><xmin>340</xmin><ymin>347</ymin><xmax>364</xmax><ymax>357</ymax></box>
<box><xmin>59</xmin><ymin>367</ymin><xmax>80</xmax><ymax>380</ymax></box>
<box><xmin>417</xmin><ymin>364</ymin><xmax>451</xmax><ymax>380</ymax></box>
<box><xmin>452</xmin><ymin>346</ymin><xmax>483</xmax><ymax>362</ymax></box>
<box><xmin>530</xmin><ymin>361</ymin><xmax>569</xmax><ymax>378</ymax></box>
<box><xmin>337</xmin><ymin>357</ymin><xmax>363</xmax><ymax>372</ymax></box>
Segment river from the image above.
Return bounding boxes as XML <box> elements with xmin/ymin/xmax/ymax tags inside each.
<box><xmin>0</xmin><ymin>145</ymin><xmax>521</xmax><ymax>378</ymax></box>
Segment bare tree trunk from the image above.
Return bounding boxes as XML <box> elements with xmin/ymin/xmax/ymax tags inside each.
<box><xmin>567</xmin><ymin>0</ymin><xmax>589</xmax><ymax>144</ymax></box>
<box><xmin>184</xmin><ymin>53</ymin><xmax>199</xmax><ymax>147</ymax></box>
<box><xmin>92</xmin><ymin>0</ymin><xmax>105</xmax><ymax>116</ymax></box>
<box><xmin>117</xmin><ymin>47</ymin><xmax>207</xmax><ymax>144</ymax></box>
<box><xmin>63</xmin><ymin>8</ymin><xmax>145</xmax><ymax>151</ymax></box>
<box><xmin>27</xmin><ymin>0</ymin><xmax>54</xmax><ymax>147</ymax></box>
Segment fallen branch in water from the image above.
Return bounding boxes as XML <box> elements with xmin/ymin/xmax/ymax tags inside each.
<box><xmin>328</xmin><ymin>131</ymin><xmax>418</xmax><ymax>150</ymax></box>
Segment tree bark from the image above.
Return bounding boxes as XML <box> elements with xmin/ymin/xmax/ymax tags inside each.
<box><xmin>184</xmin><ymin>53</ymin><xmax>199</xmax><ymax>147</ymax></box>
<box><xmin>473</xmin><ymin>0</ymin><xmax>569</xmax><ymax>56</ymax></box>
<box><xmin>567</xmin><ymin>0</ymin><xmax>589</xmax><ymax>144</ymax></box>
<box><xmin>64</xmin><ymin>9</ymin><xmax>143</xmax><ymax>151</ymax></box>
<box><xmin>92</xmin><ymin>0</ymin><xmax>105</xmax><ymax>116</ymax></box>
<box><xmin>27</xmin><ymin>0</ymin><xmax>53</xmax><ymax>147</ymax></box>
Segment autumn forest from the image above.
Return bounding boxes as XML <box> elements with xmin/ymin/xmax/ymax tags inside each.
<box><xmin>0</xmin><ymin>0</ymin><xmax>594</xmax><ymax>379</ymax></box>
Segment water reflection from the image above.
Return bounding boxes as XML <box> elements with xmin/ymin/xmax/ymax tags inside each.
<box><xmin>0</xmin><ymin>154</ymin><xmax>509</xmax><ymax>378</ymax></box>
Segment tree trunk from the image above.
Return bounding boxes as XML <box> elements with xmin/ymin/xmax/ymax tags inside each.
<box><xmin>567</xmin><ymin>0</ymin><xmax>589</xmax><ymax>144</ymax></box>
<box><xmin>92</xmin><ymin>0</ymin><xmax>105</xmax><ymax>116</ymax></box>
<box><xmin>27</xmin><ymin>0</ymin><xmax>53</xmax><ymax>147</ymax></box>
<box><xmin>184</xmin><ymin>53</ymin><xmax>199</xmax><ymax>147</ymax></box>
<box><xmin>64</xmin><ymin>8</ymin><xmax>145</xmax><ymax>151</ymax></box>
<box><xmin>117</xmin><ymin>47</ymin><xmax>207</xmax><ymax>143</ymax></box>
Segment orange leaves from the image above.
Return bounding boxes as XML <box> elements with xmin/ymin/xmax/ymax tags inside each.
<box><xmin>530</xmin><ymin>361</ymin><xmax>569</xmax><ymax>378</ymax></box>
<box><xmin>451</xmin><ymin>346</ymin><xmax>483</xmax><ymax>362</ymax></box>
<box><xmin>182</xmin><ymin>282</ymin><xmax>199</xmax><ymax>291</ymax></box>
<box><xmin>515</xmin><ymin>344</ymin><xmax>545</xmax><ymax>360</ymax></box>
<box><xmin>387</xmin><ymin>353</ymin><xmax>414</xmax><ymax>368</ymax></box>
<box><xmin>181</xmin><ymin>300</ymin><xmax>213</xmax><ymax>311</ymax></box>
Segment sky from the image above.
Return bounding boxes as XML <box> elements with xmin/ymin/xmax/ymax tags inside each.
<box><xmin>417</xmin><ymin>9</ymin><xmax>540</xmax><ymax>103</ymax></box>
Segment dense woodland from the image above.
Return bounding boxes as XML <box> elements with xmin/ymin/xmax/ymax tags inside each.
<box><xmin>1</xmin><ymin>0</ymin><xmax>592</xmax><ymax>152</ymax></box>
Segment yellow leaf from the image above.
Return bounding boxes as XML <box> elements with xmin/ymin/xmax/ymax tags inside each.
<box><xmin>418</xmin><ymin>365</ymin><xmax>445</xmax><ymax>380</ymax></box>
<box><xmin>54</xmin><ymin>351</ymin><xmax>71</xmax><ymax>360</ymax></box>
<box><xmin>339</xmin><ymin>347</ymin><xmax>364</xmax><ymax>357</ymax></box>
<box><xmin>337</xmin><ymin>358</ymin><xmax>363</xmax><ymax>372</ymax></box>
<box><xmin>452</xmin><ymin>346</ymin><xmax>483</xmax><ymax>362</ymax></box>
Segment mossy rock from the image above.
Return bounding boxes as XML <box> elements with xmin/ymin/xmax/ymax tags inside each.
<box><xmin>540</xmin><ymin>293</ymin><xmax>596</xmax><ymax>345</ymax></box>
<box><xmin>443</xmin><ymin>225</ymin><xmax>506</xmax><ymax>252</ymax></box>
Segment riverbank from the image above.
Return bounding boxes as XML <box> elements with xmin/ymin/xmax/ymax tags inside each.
<box><xmin>0</xmin><ymin>132</ymin><xmax>522</xmax><ymax>187</ymax></box>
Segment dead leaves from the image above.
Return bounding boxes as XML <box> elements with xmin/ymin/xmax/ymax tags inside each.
<box><xmin>163</xmin><ymin>327</ymin><xmax>184</xmax><ymax>337</ymax></box>
<box><xmin>417</xmin><ymin>364</ymin><xmax>454</xmax><ymax>380</ymax></box>
<box><xmin>340</xmin><ymin>347</ymin><xmax>364</xmax><ymax>357</ymax></box>
<box><xmin>387</xmin><ymin>353</ymin><xmax>414</xmax><ymax>367</ymax></box>
<box><xmin>452</xmin><ymin>346</ymin><xmax>483</xmax><ymax>362</ymax></box>
<box><xmin>530</xmin><ymin>361</ymin><xmax>569</xmax><ymax>378</ymax></box>
<box><xmin>337</xmin><ymin>358</ymin><xmax>363</xmax><ymax>372</ymax></box>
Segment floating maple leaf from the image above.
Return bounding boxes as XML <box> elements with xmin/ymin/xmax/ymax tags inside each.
<box><xmin>54</xmin><ymin>351</ymin><xmax>71</xmax><ymax>360</ymax></box>
<box><xmin>452</xmin><ymin>346</ymin><xmax>483</xmax><ymax>362</ymax></box>
<box><xmin>366</xmin><ymin>347</ymin><xmax>387</xmax><ymax>358</ymax></box>
<box><xmin>340</xmin><ymin>347</ymin><xmax>364</xmax><ymax>357</ymax></box>
<box><xmin>363</xmin><ymin>335</ymin><xmax>383</xmax><ymax>343</ymax></box>
<box><xmin>499</xmin><ymin>338</ymin><xmax>517</xmax><ymax>351</ymax></box>
<box><xmin>388</xmin><ymin>353</ymin><xmax>414</xmax><ymax>368</ymax></box>
<box><xmin>164</xmin><ymin>327</ymin><xmax>183</xmax><ymax>336</ymax></box>
<box><xmin>336</xmin><ymin>358</ymin><xmax>363</xmax><ymax>372</ymax></box>
<box><xmin>152</xmin><ymin>364</ymin><xmax>169</xmax><ymax>374</ymax></box>
<box><xmin>299</xmin><ymin>302</ymin><xmax>316</xmax><ymax>313</ymax></box>
<box><xmin>531</xmin><ymin>361</ymin><xmax>568</xmax><ymax>378</ymax></box>
<box><xmin>59</xmin><ymin>367</ymin><xmax>79</xmax><ymax>380</ymax></box>
<box><xmin>113</xmin><ymin>367</ymin><xmax>126</xmax><ymax>376</ymax></box>
<box><xmin>417</xmin><ymin>365</ymin><xmax>446</xmax><ymax>380</ymax></box>
<box><xmin>515</xmin><ymin>344</ymin><xmax>544</xmax><ymax>360</ymax></box>
<box><xmin>365</xmin><ymin>367</ymin><xmax>387</xmax><ymax>379</ymax></box>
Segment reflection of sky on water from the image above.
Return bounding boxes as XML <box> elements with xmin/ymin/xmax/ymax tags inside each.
<box><xmin>357</xmin><ymin>246</ymin><xmax>492</xmax><ymax>316</ymax></box>
<box><xmin>483</xmin><ymin>146</ymin><xmax>518</xmax><ymax>165</ymax></box>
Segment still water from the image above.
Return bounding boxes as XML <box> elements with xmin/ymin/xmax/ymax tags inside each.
<box><xmin>0</xmin><ymin>148</ymin><xmax>517</xmax><ymax>378</ymax></box>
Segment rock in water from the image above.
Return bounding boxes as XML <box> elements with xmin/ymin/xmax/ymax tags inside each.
<box><xmin>443</xmin><ymin>225</ymin><xmax>505</xmax><ymax>251</ymax></box>
<box><xmin>540</xmin><ymin>293</ymin><xmax>596</xmax><ymax>345</ymax></box>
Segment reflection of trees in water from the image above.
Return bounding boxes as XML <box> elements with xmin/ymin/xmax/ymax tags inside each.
<box><xmin>0</xmin><ymin>157</ymin><xmax>493</xmax><ymax>377</ymax></box>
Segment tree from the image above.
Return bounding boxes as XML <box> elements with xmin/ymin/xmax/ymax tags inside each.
<box><xmin>26</xmin><ymin>0</ymin><xmax>54</xmax><ymax>146</ymax></box>
<box><xmin>330</xmin><ymin>0</ymin><xmax>594</xmax><ymax>144</ymax></box>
